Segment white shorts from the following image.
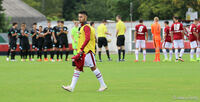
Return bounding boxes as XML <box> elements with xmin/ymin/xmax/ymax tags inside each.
<box><xmin>173</xmin><ymin>40</ymin><xmax>184</xmax><ymax>49</ymax></box>
<box><xmin>198</xmin><ymin>41</ymin><xmax>200</xmax><ymax>48</ymax></box>
<box><xmin>162</xmin><ymin>42</ymin><xmax>172</xmax><ymax>49</ymax></box>
<box><xmin>190</xmin><ymin>41</ymin><xmax>197</xmax><ymax>49</ymax></box>
<box><xmin>135</xmin><ymin>40</ymin><xmax>146</xmax><ymax>48</ymax></box>
<box><xmin>84</xmin><ymin>52</ymin><xmax>96</xmax><ymax>68</ymax></box>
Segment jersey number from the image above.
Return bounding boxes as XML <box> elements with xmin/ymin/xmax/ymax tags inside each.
<box><xmin>174</xmin><ymin>24</ymin><xmax>180</xmax><ymax>30</ymax></box>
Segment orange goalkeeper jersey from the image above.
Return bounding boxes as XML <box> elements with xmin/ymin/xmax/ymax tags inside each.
<box><xmin>151</xmin><ymin>22</ymin><xmax>161</xmax><ymax>41</ymax></box>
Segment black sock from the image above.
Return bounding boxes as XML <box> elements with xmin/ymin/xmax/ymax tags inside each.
<box><xmin>98</xmin><ymin>51</ymin><xmax>102</xmax><ymax>60</ymax></box>
<box><xmin>106</xmin><ymin>50</ymin><xmax>110</xmax><ymax>59</ymax></box>
<box><xmin>60</xmin><ymin>51</ymin><xmax>63</xmax><ymax>59</ymax></box>
<box><xmin>50</xmin><ymin>51</ymin><xmax>54</xmax><ymax>59</ymax></box>
<box><xmin>20</xmin><ymin>50</ymin><xmax>23</xmax><ymax>59</ymax></box>
<box><xmin>25</xmin><ymin>50</ymin><xmax>28</xmax><ymax>59</ymax></box>
<box><xmin>7</xmin><ymin>48</ymin><xmax>10</xmax><ymax>57</ymax></box>
<box><xmin>118</xmin><ymin>49</ymin><xmax>121</xmax><ymax>60</ymax></box>
<box><xmin>37</xmin><ymin>51</ymin><xmax>39</xmax><ymax>59</ymax></box>
<box><xmin>39</xmin><ymin>50</ymin><xmax>42</xmax><ymax>59</ymax></box>
<box><xmin>66</xmin><ymin>51</ymin><xmax>69</xmax><ymax>60</ymax></box>
<box><xmin>29</xmin><ymin>51</ymin><xmax>31</xmax><ymax>59</ymax></box>
<box><xmin>122</xmin><ymin>50</ymin><xmax>125</xmax><ymax>60</ymax></box>
<box><xmin>11</xmin><ymin>51</ymin><xmax>15</xmax><ymax>60</ymax></box>
<box><xmin>57</xmin><ymin>51</ymin><xmax>59</xmax><ymax>59</ymax></box>
<box><xmin>32</xmin><ymin>50</ymin><xmax>34</xmax><ymax>58</ymax></box>
<box><xmin>44</xmin><ymin>51</ymin><xmax>47</xmax><ymax>59</ymax></box>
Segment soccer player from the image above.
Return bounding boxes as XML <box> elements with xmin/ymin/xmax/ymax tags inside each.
<box><xmin>30</xmin><ymin>23</ymin><xmax>39</xmax><ymax>61</ymax></box>
<box><xmin>134</xmin><ymin>19</ymin><xmax>148</xmax><ymax>62</ymax></box>
<box><xmin>97</xmin><ymin>19</ymin><xmax>112</xmax><ymax>62</ymax></box>
<box><xmin>185</xmin><ymin>19</ymin><xmax>198</xmax><ymax>61</ymax></box>
<box><xmin>18</xmin><ymin>23</ymin><xmax>30</xmax><ymax>61</ymax></box>
<box><xmin>43</xmin><ymin>21</ymin><xmax>54</xmax><ymax>62</ymax></box>
<box><xmin>7</xmin><ymin>22</ymin><xmax>18</xmax><ymax>61</ymax></box>
<box><xmin>9</xmin><ymin>22</ymin><xmax>18</xmax><ymax>61</ymax></box>
<box><xmin>116</xmin><ymin>15</ymin><xmax>126</xmax><ymax>61</ymax></box>
<box><xmin>36</xmin><ymin>26</ymin><xmax>44</xmax><ymax>61</ymax></box>
<box><xmin>151</xmin><ymin>17</ymin><xmax>161</xmax><ymax>62</ymax></box>
<box><xmin>162</xmin><ymin>21</ymin><xmax>173</xmax><ymax>62</ymax></box>
<box><xmin>197</xmin><ymin>19</ymin><xmax>200</xmax><ymax>61</ymax></box>
<box><xmin>62</xmin><ymin>11</ymin><xmax>107</xmax><ymax>92</ymax></box>
<box><xmin>71</xmin><ymin>21</ymin><xmax>79</xmax><ymax>56</ymax></box>
<box><xmin>58</xmin><ymin>21</ymin><xmax>69</xmax><ymax>61</ymax></box>
<box><xmin>52</xmin><ymin>21</ymin><xmax>61</xmax><ymax>61</ymax></box>
<box><xmin>171</xmin><ymin>16</ymin><xmax>185</xmax><ymax>62</ymax></box>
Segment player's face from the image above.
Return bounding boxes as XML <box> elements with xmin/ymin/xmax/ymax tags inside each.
<box><xmin>78</xmin><ymin>14</ymin><xmax>86</xmax><ymax>23</ymax></box>
<box><xmin>48</xmin><ymin>22</ymin><xmax>51</xmax><ymax>27</ymax></box>
<box><xmin>39</xmin><ymin>27</ymin><xmax>42</xmax><ymax>31</ymax></box>
<box><xmin>33</xmin><ymin>25</ymin><xmax>37</xmax><ymax>29</ymax></box>
<box><xmin>75</xmin><ymin>22</ymin><xmax>79</xmax><ymax>27</ymax></box>
<box><xmin>194</xmin><ymin>21</ymin><xmax>198</xmax><ymax>25</ymax></box>
<box><xmin>116</xmin><ymin>17</ymin><xmax>119</xmax><ymax>22</ymax></box>
<box><xmin>14</xmin><ymin>24</ymin><xmax>18</xmax><ymax>28</ymax></box>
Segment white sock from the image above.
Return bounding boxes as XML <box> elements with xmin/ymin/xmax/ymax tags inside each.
<box><xmin>162</xmin><ymin>49</ymin><xmax>168</xmax><ymax>59</ymax></box>
<box><xmin>196</xmin><ymin>48</ymin><xmax>200</xmax><ymax>59</ymax></box>
<box><xmin>175</xmin><ymin>49</ymin><xmax>179</xmax><ymax>59</ymax></box>
<box><xmin>190</xmin><ymin>49</ymin><xmax>194</xmax><ymax>59</ymax></box>
<box><xmin>70</xmin><ymin>70</ymin><xmax>81</xmax><ymax>89</ymax></box>
<box><xmin>143</xmin><ymin>50</ymin><xmax>146</xmax><ymax>61</ymax></box>
<box><xmin>169</xmin><ymin>50</ymin><xmax>173</xmax><ymax>60</ymax></box>
<box><xmin>179</xmin><ymin>49</ymin><xmax>184</xmax><ymax>58</ymax></box>
<box><xmin>93</xmin><ymin>68</ymin><xmax>106</xmax><ymax>87</ymax></box>
<box><xmin>135</xmin><ymin>50</ymin><xmax>139</xmax><ymax>60</ymax></box>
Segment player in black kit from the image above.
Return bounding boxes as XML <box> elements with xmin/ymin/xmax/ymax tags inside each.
<box><xmin>52</xmin><ymin>21</ymin><xmax>61</xmax><ymax>61</ymax></box>
<box><xmin>30</xmin><ymin>23</ymin><xmax>39</xmax><ymax>61</ymax></box>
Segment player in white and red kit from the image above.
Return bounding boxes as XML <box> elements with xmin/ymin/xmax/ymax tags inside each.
<box><xmin>134</xmin><ymin>19</ymin><xmax>148</xmax><ymax>62</ymax></box>
<box><xmin>185</xmin><ymin>19</ymin><xmax>199</xmax><ymax>61</ymax></box>
<box><xmin>171</xmin><ymin>17</ymin><xmax>185</xmax><ymax>62</ymax></box>
<box><xmin>162</xmin><ymin>21</ymin><xmax>173</xmax><ymax>62</ymax></box>
<box><xmin>196</xmin><ymin>19</ymin><xmax>200</xmax><ymax>61</ymax></box>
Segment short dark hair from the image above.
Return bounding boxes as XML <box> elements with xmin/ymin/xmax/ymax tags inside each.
<box><xmin>90</xmin><ymin>21</ymin><xmax>94</xmax><ymax>26</ymax></box>
<box><xmin>79</xmin><ymin>11</ymin><xmax>88</xmax><ymax>16</ymax></box>
<box><xmin>13</xmin><ymin>22</ymin><xmax>18</xmax><ymax>26</ymax></box>
<box><xmin>194</xmin><ymin>19</ymin><xmax>198</xmax><ymax>22</ymax></box>
<box><xmin>116</xmin><ymin>15</ymin><xmax>121</xmax><ymax>19</ymax></box>
<box><xmin>102</xmin><ymin>19</ymin><xmax>107</xmax><ymax>23</ymax></box>
<box><xmin>39</xmin><ymin>26</ymin><xmax>42</xmax><ymax>28</ymax></box>
<box><xmin>33</xmin><ymin>23</ymin><xmax>37</xmax><ymax>25</ymax></box>
<box><xmin>57</xmin><ymin>21</ymin><xmax>61</xmax><ymax>23</ymax></box>
<box><xmin>139</xmin><ymin>19</ymin><xmax>143</xmax><ymax>23</ymax></box>
<box><xmin>164</xmin><ymin>21</ymin><xmax>169</xmax><ymax>25</ymax></box>
<box><xmin>47</xmin><ymin>21</ymin><xmax>51</xmax><ymax>23</ymax></box>
<box><xmin>60</xmin><ymin>21</ymin><xmax>64</xmax><ymax>24</ymax></box>
<box><xmin>173</xmin><ymin>16</ymin><xmax>179</xmax><ymax>20</ymax></box>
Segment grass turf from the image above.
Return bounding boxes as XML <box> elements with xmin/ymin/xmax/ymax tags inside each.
<box><xmin>0</xmin><ymin>54</ymin><xmax>200</xmax><ymax>102</ymax></box>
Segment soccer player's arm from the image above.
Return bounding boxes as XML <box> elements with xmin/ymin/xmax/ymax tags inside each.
<box><xmin>145</xmin><ymin>26</ymin><xmax>148</xmax><ymax>42</ymax></box>
<box><xmin>163</xmin><ymin>28</ymin><xmax>167</xmax><ymax>42</ymax></box>
<box><xmin>64</xmin><ymin>27</ymin><xmax>69</xmax><ymax>35</ymax></box>
<box><xmin>151</xmin><ymin>25</ymin><xmax>154</xmax><ymax>40</ymax></box>
<box><xmin>52</xmin><ymin>28</ymin><xmax>57</xmax><ymax>43</ymax></box>
<box><xmin>43</xmin><ymin>28</ymin><xmax>48</xmax><ymax>36</ymax></box>
<box><xmin>71</xmin><ymin>29</ymin><xmax>76</xmax><ymax>42</ymax></box>
<box><xmin>80</xmin><ymin>26</ymin><xmax>91</xmax><ymax>53</ymax></box>
<box><xmin>124</xmin><ymin>24</ymin><xmax>126</xmax><ymax>33</ymax></box>
<box><xmin>170</xmin><ymin>25</ymin><xmax>174</xmax><ymax>41</ymax></box>
<box><xmin>116</xmin><ymin>24</ymin><xmax>119</xmax><ymax>37</ymax></box>
<box><xmin>134</xmin><ymin>26</ymin><xmax>137</xmax><ymax>42</ymax></box>
<box><xmin>24</xmin><ymin>31</ymin><xmax>29</xmax><ymax>37</ymax></box>
<box><xmin>105</xmin><ymin>26</ymin><xmax>111</xmax><ymax>36</ymax></box>
<box><xmin>11</xmin><ymin>30</ymin><xmax>17</xmax><ymax>37</ymax></box>
<box><xmin>193</xmin><ymin>27</ymin><xmax>198</xmax><ymax>38</ymax></box>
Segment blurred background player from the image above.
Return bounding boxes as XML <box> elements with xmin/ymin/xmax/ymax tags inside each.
<box><xmin>36</xmin><ymin>26</ymin><xmax>44</xmax><ymax>61</ymax></box>
<box><xmin>71</xmin><ymin>21</ymin><xmax>79</xmax><ymax>56</ymax></box>
<box><xmin>134</xmin><ymin>19</ymin><xmax>148</xmax><ymax>62</ymax></box>
<box><xmin>18</xmin><ymin>23</ymin><xmax>30</xmax><ymax>61</ymax></box>
<box><xmin>162</xmin><ymin>21</ymin><xmax>173</xmax><ymax>62</ymax></box>
<box><xmin>90</xmin><ymin>22</ymin><xmax>98</xmax><ymax>54</ymax></box>
<box><xmin>171</xmin><ymin>16</ymin><xmax>185</xmax><ymax>62</ymax></box>
<box><xmin>30</xmin><ymin>23</ymin><xmax>39</xmax><ymax>61</ymax></box>
<box><xmin>151</xmin><ymin>17</ymin><xmax>161</xmax><ymax>62</ymax></box>
<box><xmin>58</xmin><ymin>21</ymin><xmax>69</xmax><ymax>61</ymax></box>
<box><xmin>97</xmin><ymin>19</ymin><xmax>112</xmax><ymax>62</ymax></box>
<box><xmin>197</xmin><ymin>19</ymin><xmax>200</xmax><ymax>61</ymax></box>
<box><xmin>185</xmin><ymin>19</ymin><xmax>198</xmax><ymax>62</ymax></box>
<box><xmin>52</xmin><ymin>21</ymin><xmax>61</xmax><ymax>61</ymax></box>
<box><xmin>62</xmin><ymin>11</ymin><xmax>107</xmax><ymax>92</ymax></box>
<box><xmin>43</xmin><ymin>21</ymin><xmax>54</xmax><ymax>62</ymax></box>
<box><xmin>7</xmin><ymin>22</ymin><xmax>18</xmax><ymax>61</ymax></box>
<box><xmin>116</xmin><ymin>15</ymin><xmax>126</xmax><ymax>61</ymax></box>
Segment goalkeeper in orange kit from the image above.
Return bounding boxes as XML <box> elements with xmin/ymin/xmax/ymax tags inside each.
<box><xmin>151</xmin><ymin>17</ymin><xmax>161</xmax><ymax>62</ymax></box>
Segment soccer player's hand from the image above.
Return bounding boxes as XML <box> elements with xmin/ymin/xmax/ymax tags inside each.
<box><xmin>54</xmin><ymin>39</ymin><xmax>57</xmax><ymax>43</ymax></box>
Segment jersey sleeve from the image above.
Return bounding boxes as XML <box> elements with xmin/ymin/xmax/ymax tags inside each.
<box><xmin>80</xmin><ymin>25</ymin><xmax>91</xmax><ymax>51</ymax></box>
<box><xmin>180</xmin><ymin>23</ymin><xmax>183</xmax><ymax>30</ymax></box>
<box><xmin>144</xmin><ymin>26</ymin><xmax>147</xmax><ymax>32</ymax></box>
<box><xmin>171</xmin><ymin>24</ymin><xmax>174</xmax><ymax>32</ymax></box>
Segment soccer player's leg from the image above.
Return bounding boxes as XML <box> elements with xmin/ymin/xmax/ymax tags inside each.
<box><xmin>64</xmin><ymin>39</ymin><xmax>70</xmax><ymax>61</ymax></box>
<box><xmin>178</xmin><ymin>40</ymin><xmax>185</xmax><ymax>62</ymax></box>
<box><xmin>104</xmin><ymin>38</ymin><xmax>111</xmax><ymax>61</ymax></box>
<box><xmin>49</xmin><ymin>42</ymin><xmax>55</xmax><ymax>62</ymax></box>
<box><xmin>162</xmin><ymin>42</ymin><xmax>168</xmax><ymax>62</ymax></box>
<box><xmin>173</xmin><ymin>40</ymin><xmax>179</xmax><ymax>62</ymax></box>
<box><xmin>98</xmin><ymin>37</ymin><xmax>103</xmax><ymax>62</ymax></box>
<box><xmin>6</xmin><ymin>44</ymin><xmax>11</xmax><ymax>61</ymax></box>
<box><xmin>154</xmin><ymin>40</ymin><xmax>161</xmax><ymax>62</ymax></box>
<box><xmin>10</xmin><ymin>42</ymin><xmax>17</xmax><ymax>61</ymax></box>
<box><xmin>135</xmin><ymin>40</ymin><xmax>140</xmax><ymax>62</ymax></box>
<box><xmin>117</xmin><ymin>36</ymin><xmax>122</xmax><ymax>61</ymax></box>
<box><xmin>190</xmin><ymin>41</ymin><xmax>197</xmax><ymax>62</ymax></box>
<box><xmin>197</xmin><ymin>41</ymin><xmax>200</xmax><ymax>61</ymax></box>
<box><xmin>121</xmin><ymin>35</ymin><xmax>125</xmax><ymax>61</ymax></box>
<box><xmin>141</xmin><ymin>40</ymin><xmax>146</xmax><ymax>62</ymax></box>
<box><xmin>43</xmin><ymin>42</ymin><xmax>48</xmax><ymax>61</ymax></box>
<box><xmin>72</xmin><ymin>41</ymin><xmax>78</xmax><ymax>56</ymax></box>
<box><xmin>59</xmin><ymin>41</ymin><xmax>63</xmax><ymax>61</ymax></box>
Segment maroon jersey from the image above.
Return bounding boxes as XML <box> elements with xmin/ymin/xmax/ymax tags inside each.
<box><xmin>135</xmin><ymin>24</ymin><xmax>147</xmax><ymax>40</ymax></box>
<box><xmin>198</xmin><ymin>25</ymin><xmax>200</xmax><ymax>41</ymax></box>
<box><xmin>189</xmin><ymin>24</ymin><xmax>197</xmax><ymax>42</ymax></box>
<box><xmin>171</xmin><ymin>22</ymin><xmax>184</xmax><ymax>40</ymax></box>
<box><xmin>164</xmin><ymin>26</ymin><xmax>171</xmax><ymax>42</ymax></box>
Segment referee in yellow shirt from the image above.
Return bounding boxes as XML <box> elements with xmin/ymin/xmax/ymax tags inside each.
<box><xmin>97</xmin><ymin>19</ymin><xmax>112</xmax><ymax>62</ymax></box>
<box><xmin>116</xmin><ymin>15</ymin><xmax>126</xmax><ymax>61</ymax></box>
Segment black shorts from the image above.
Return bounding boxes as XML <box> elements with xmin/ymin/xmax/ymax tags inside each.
<box><xmin>37</xmin><ymin>43</ymin><xmax>43</xmax><ymax>50</ymax></box>
<box><xmin>117</xmin><ymin>35</ymin><xmax>125</xmax><ymax>46</ymax></box>
<box><xmin>53</xmin><ymin>39</ymin><xmax>60</xmax><ymax>48</ymax></box>
<box><xmin>32</xmin><ymin>41</ymin><xmax>38</xmax><ymax>49</ymax></box>
<box><xmin>10</xmin><ymin>41</ymin><xmax>17</xmax><ymax>50</ymax></box>
<box><xmin>20</xmin><ymin>42</ymin><xmax>30</xmax><ymax>50</ymax></box>
<box><xmin>98</xmin><ymin>37</ymin><xmax>108</xmax><ymax>48</ymax></box>
<box><xmin>43</xmin><ymin>41</ymin><xmax>53</xmax><ymax>49</ymax></box>
<box><xmin>59</xmin><ymin>39</ymin><xmax>69</xmax><ymax>48</ymax></box>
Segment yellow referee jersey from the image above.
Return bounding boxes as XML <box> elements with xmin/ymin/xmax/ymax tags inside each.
<box><xmin>116</xmin><ymin>20</ymin><xmax>126</xmax><ymax>36</ymax></box>
<box><xmin>97</xmin><ymin>24</ymin><xmax>107</xmax><ymax>38</ymax></box>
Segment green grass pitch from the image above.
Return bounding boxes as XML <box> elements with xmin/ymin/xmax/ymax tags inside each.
<box><xmin>0</xmin><ymin>54</ymin><xmax>200</xmax><ymax>102</ymax></box>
